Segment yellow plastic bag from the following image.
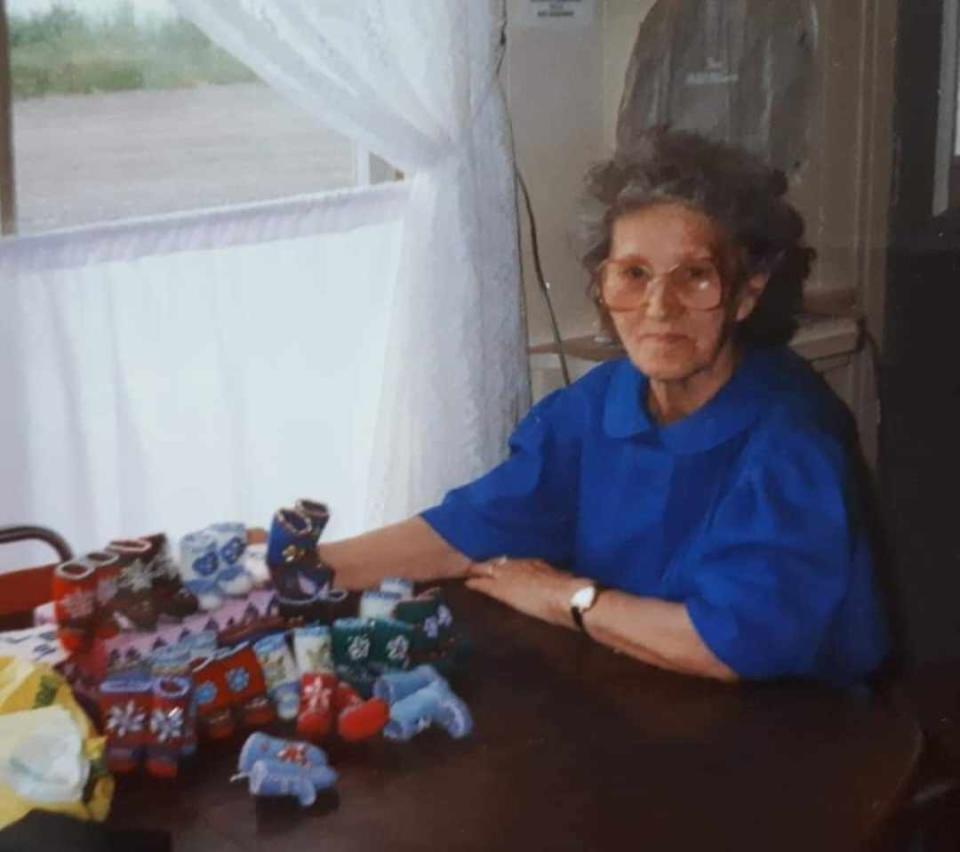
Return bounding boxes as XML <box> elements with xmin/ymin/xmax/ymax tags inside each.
<box><xmin>0</xmin><ymin>656</ymin><xmax>113</xmax><ymax>830</ymax></box>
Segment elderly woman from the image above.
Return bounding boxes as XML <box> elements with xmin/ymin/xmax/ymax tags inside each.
<box><xmin>319</xmin><ymin>130</ymin><xmax>888</xmax><ymax>684</ymax></box>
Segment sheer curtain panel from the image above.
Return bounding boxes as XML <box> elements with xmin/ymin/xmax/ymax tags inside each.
<box><xmin>171</xmin><ymin>0</ymin><xmax>528</xmax><ymax>525</ymax></box>
<box><xmin>0</xmin><ymin>189</ymin><xmax>405</xmax><ymax>570</ymax></box>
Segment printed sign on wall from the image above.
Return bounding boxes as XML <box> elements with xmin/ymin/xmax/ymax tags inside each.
<box><xmin>516</xmin><ymin>0</ymin><xmax>596</xmax><ymax>28</ymax></box>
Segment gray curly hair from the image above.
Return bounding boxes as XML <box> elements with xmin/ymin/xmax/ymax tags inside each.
<box><xmin>580</xmin><ymin>128</ymin><xmax>813</xmax><ymax>345</ymax></box>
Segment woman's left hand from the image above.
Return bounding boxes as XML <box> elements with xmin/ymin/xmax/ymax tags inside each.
<box><xmin>465</xmin><ymin>557</ymin><xmax>583</xmax><ymax>629</ymax></box>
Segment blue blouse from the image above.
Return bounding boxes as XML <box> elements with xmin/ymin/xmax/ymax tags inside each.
<box><xmin>422</xmin><ymin>346</ymin><xmax>889</xmax><ymax>683</ymax></box>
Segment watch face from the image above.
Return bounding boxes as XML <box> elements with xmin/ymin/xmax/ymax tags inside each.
<box><xmin>571</xmin><ymin>585</ymin><xmax>597</xmax><ymax>610</ymax></box>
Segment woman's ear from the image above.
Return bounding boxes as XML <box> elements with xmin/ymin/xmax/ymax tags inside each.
<box><xmin>734</xmin><ymin>273</ymin><xmax>769</xmax><ymax>322</ymax></box>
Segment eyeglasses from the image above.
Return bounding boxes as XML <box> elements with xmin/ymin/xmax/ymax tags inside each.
<box><xmin>597</xmin><ymin>255</ymin><xmax>725</xmax><ymax>312</ymax></box>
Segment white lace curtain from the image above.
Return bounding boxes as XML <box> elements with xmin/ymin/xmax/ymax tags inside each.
<box><xmin>0</xmin><ymin>0</ymin><xmax>526</xmax><ymax>568</ymax></box>
<box><xmin>171</xmin><ymin>0</ymin><xmax>528</xmax><ymax>523</ymax></box>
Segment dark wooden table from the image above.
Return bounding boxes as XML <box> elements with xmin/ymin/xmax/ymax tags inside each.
<box><xmin>96</xmin><ymin>584</ymin><xmax>922</xmax><ymax>852</ymax></box>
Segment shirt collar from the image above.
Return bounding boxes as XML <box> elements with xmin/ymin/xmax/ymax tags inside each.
<box><xmin>603</xmin><ymin>347</ymin><xmax>784</xmax><ymax>454</ymax></box>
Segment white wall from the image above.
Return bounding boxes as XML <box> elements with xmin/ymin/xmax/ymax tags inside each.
<box><xmin>504</xmin><ymin>0</ymin><xmax>656</xmax><ymax>347</ymax></box>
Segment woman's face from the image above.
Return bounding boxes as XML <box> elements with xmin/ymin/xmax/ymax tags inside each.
<box><xmin>604</xmin><ymin>202</ymin><xmax>763</xmax><ymax>384</ymax></box>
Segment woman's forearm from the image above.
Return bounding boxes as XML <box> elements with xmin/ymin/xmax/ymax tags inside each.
<box><xmin>317</xmin><ymin>517</ymin><xmax>470</xmax><ymax>590</ymax></box>
<box><xmin>580</xmin><ymin>591</ymin><xmax>737</xmax><ymax>682</ymax></box>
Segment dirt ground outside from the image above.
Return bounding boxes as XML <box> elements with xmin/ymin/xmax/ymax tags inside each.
<box><xmin>12</xmin><ymin>82</ymin><xmax>359</xmax><ymax>234</ymax></box>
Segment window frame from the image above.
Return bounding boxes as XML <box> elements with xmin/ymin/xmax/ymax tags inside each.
<box><xmin>0</xmin><ymin>0</ymin><xmax>16</xmax><ymax>235</ymax></box>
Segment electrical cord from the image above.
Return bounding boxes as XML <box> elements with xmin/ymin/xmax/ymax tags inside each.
<box><xmin>516</xmin><ymin>169</ymin><xmax>572</xmax><ymax>386</ymax></box>
<box><xmin>497</xmin><ymin>8</ymin><xmax>571</xmax><ymax>388</ymax></box>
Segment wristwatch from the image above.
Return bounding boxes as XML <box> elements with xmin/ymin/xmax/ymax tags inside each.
<box><xmin>569</xmin><ymin>582</ymin><xmax>603</xmax><ymax>633</ymax></box>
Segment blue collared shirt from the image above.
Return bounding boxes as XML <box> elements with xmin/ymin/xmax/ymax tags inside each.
<box><xmin>422</xmin><ymin>346</ymin><xmax>889</xmax><ymax>682</ymax></box>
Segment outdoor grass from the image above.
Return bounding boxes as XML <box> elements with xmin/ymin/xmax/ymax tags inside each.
<box><xmin>9</xmin><ymin>4</ymin><xmax>256</xmax><ymax>99</ymax></box>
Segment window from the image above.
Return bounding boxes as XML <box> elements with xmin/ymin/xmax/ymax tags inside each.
<box><xmin>0</xmin><ymin>0</ymin><xmax>397</xmax><ymax>234</ymax></box>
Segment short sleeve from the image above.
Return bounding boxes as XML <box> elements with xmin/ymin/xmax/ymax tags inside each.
<box><xmin>421</xmin><ymin>392</ymin><xmax>579</xmax><ymax>565</ymax></box>
<box><xmin>683</xmin><ymin>417</ymin><xmax>886</xmax><ymax>681</ymax></box>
